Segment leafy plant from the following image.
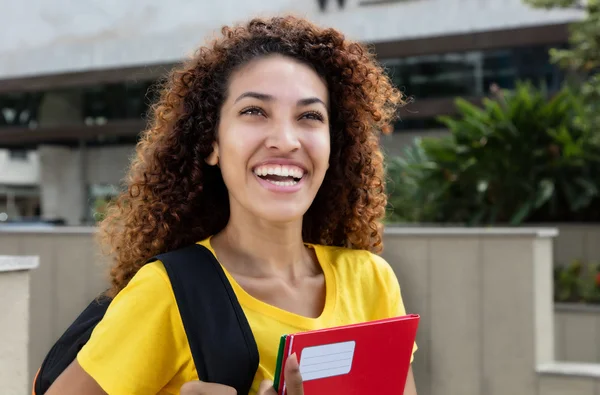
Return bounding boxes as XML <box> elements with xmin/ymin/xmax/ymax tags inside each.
<box><xmin>525</xmin><ymin>0</ymin><xmax>600</xmax><ymax>129</ymax></box>
<box><xmin>555</xmin><ymin>259</ymin><xmax>600</xmax><ymax>304</ymax></box>
<box><xmin>384</xmin><ymin>146</ymin><xmax>445</xmax><ymax>223</ymax></box>
<box><xmin>92</xmin><ymin>195</ymin><xmax>115</xmax><ymax>223</ymax></box>
<box><xmin>385</xmin><ymin>81</ymin><xmax>600</xmax><ymax>224</ymax></box>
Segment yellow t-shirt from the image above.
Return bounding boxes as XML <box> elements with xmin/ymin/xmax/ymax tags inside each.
<box><xmin>77</xmin><ymin>238</ymin><xmax>417</xmax><ymax>395</ymax></box>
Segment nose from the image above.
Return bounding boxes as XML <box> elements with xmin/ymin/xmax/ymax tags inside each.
<box><xmin>264</xmin><ymin>120</ymin><xmax>301</xmax><ymax>152</ymax></box>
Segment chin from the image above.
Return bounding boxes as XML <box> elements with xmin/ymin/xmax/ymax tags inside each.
<box><xmin>252</xmin><ymin>204</ymin><xmax>308</xmax><ymax>224</ymax></box>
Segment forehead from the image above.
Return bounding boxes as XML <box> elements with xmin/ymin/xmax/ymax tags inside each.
<box><xmin>227</xmin><ymin>55</ymin><xmax>328</xmax><ymax>104</ymax></box>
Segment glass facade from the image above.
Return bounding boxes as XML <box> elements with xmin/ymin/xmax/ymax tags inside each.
<box><xmin>383</xmin><ymin>44</ymin><xmax>565</xmax><ymax>101</ymax></box>
<box><xmin>0</xmin><ymin>81</ymin><xmax>157</xmax><ymax>129</ymax></box>
<box><xmin>82</xmin><ymin>81</ymin><xmax>157</xmax><ymax>125</ymax></box>
<box><xmin>0</xmin><ymin>44</ymin><xmax>565</xmax><ymax>134</ymax></box>
<box><xmin>0</xmin><ymin>91</ymin><xmax>43</xmax><ymax>128</ymax></box>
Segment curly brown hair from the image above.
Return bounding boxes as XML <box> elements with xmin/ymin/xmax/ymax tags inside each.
<box><xmin>99</xmin><ymin>15</ymin><xmax>404</xmax><ymax>296</ymax></box>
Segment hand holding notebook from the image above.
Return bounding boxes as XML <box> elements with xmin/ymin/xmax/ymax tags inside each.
<box><xmin>274</xmin><ymin>314</ymin><xmax>420</xmax><ymax>395</ymax></box>
<box><xmin>257</xmin><ymin>354</ymin><xmax>305</xmax><ymax>395</ymax></box>
<box><xmin>179</xmin><ymin>355</ymin><xmax>304</xmax><ymax>395</ymax></box>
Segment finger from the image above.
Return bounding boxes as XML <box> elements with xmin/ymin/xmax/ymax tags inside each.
<box><xmin>284</xmin><ymin>353</ymin><xmax>304</xmax><ymax>395</ymax></box>
<box><xmin>180</xmin><ymin>380</ymin><xmax>237</xmax><ymax>395</ymax></box>
<box><xmin>257</xmin><ymin>379</ymin><xmax>277</xmax><ymax>395</ymax></box>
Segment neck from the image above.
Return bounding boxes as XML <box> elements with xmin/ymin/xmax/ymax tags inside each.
<box><xmin>212</xmin><ymin>208</ymin><xmax>312</xmax><ymax>278</ymax></box>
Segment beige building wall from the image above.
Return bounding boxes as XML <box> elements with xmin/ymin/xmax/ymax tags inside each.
<box><xmin>552</xmin><ymin>225</ymin><xmax>600</xmax><ymax>267</ymax></box>
<box><xmin>0</xmin><ymin>0</ymin><xmax>583</xmax><ymax>80</ymax></box>
<box><xmin>0</xmin><ymin>255</ymin><xmax>39</xmax><ymax>394</ymax></box>
<box><xmin>381</xmin><ymin>227</ymin><xmax>559</xmax><ymax>395</ymax></box>
<box><xmin>555</xmin><ymin>305</ymin><xmax>600</xmax><ymax>363</ymax></box>
<box><xmin>0</xmin><ymin>228</ymin><xmax>108</xmax><ymax>387</ymax></box>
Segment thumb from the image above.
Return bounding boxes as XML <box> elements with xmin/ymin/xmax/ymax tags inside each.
<box><xmin>180</xmin><ymin>380</ymin><xmax>237</xmax><ymax>395</ymax></box>
<box><xmin>284</xmin><ymin>353</ymin><xmax>304</xmax><ymax>395</ymax></box>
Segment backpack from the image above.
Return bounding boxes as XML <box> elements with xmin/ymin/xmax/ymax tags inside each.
<box><xmin>32</xmin><ymin>244</ymin><xmax>259</xmax><ymax>395</ymax></box>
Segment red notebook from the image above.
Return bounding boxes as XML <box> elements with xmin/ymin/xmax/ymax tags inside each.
<box><xmin>275</xmin><ymin>314</ymin><xmax>419</xmax><ymax>395</ymax></box>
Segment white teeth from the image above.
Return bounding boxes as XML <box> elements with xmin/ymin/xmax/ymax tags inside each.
<box><xmin>253</xmin><ymin>164</ymin><xmax>305</xmax><ymax>179</ymax></box>
<box><xmin>265</xmin><ymin>179</ymin><xmax>299</xmax><ymax>187</ymax></box>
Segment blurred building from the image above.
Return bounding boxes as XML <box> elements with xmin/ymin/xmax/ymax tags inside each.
<box><xmin>0</xmin><ymin>0</ymin><xmax>583</xmax><ymax>225</ymax></box>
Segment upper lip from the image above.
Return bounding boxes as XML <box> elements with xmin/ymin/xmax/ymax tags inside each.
<box><xmin>252</xmin><ymin>158</ymin><xmax>308</xmax><ymax>173</ymax></box>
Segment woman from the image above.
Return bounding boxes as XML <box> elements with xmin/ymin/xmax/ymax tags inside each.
<box><xmin>46</xmin><ymin>15</ymin><xmax>418</xmax><ymax>395</ymax></box>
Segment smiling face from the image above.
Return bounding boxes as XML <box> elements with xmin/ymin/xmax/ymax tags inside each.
<box><xmin>209</xmin><ymin>55</ymin><xmax>331</xmax><ymax>224</ymax></box>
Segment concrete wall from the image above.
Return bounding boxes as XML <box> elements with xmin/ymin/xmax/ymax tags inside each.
<box><xmin>38</xmin><ymin>146</ymin><xmax>86</xmax><ymax>225</ymax></box>
<box><xmin>38</xmin><ymin>144</ymin><xmax>133</xmax><ymax>225</ymax></box>
<box><xmin>0</xmin><ymin>255</ymin><xmax>39</xmax><ymax>395</ymax></box>
<box><xmin>553</xmin><ymin>225</ymin><xmax>600</xmax><ymax>266</ymax></box>
<box><xmin>4</xmin><ymin>226</ymin><xmax>600</xmax><ymax>394</ymax></box>
<box><xmin>382</xmin><ymin>227</ymin><xmax>561</xmax><ymax>395</ymax></box>
<box><xmin>85</xmin><ymin>145</ymin><xmax>133</xmax><ymax>186</ymax></box>
<box><xmin>0</xmin><ymin>0</ymin><xmax>583</xmax><ymax>79</ymax></box>
<box><xmin>0</xmin><ymin>228</ymin><xmax>108</xmax><ymax>390</ymax></box>
<box><xmin>556</xmin><ymin>305</ymin><xmax>600</xmax><ymax>364</ymax></box>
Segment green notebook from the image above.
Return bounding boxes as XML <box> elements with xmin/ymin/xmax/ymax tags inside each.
<box><xmin>272</xmin><ymin>334</ymin><xmax>287</xmax><ymax>392</ymax></box>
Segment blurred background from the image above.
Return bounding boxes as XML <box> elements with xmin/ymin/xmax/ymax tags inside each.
<box><xmin>0</xmin><ymin>0</ymin><xmax>586</xmax><ymax>227</ymax></box>
<box><xmin>1</xmin><ymin>0</ymin><xmax>599</xmax><ymax>394</ymax></box>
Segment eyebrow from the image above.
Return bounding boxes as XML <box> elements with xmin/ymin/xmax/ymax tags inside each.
<box><xmin>297</xmin><ymin>97</ymin><xmax>327</xmax><ymax>108</ymax></box>
<box><xmin>234</xmin><ymin>91</ymin><xmax>273</xmax><ymax>103</ymax></box>
<box><xmin>234</xmin><ymin>91</ymin><xmax>327</xmax><ymax>108</ymax></box>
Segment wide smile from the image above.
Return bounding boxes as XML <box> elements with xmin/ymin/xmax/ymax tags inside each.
<box><xmin>252</xmin><ymin>164</ymin><xmax>307</xmax><ymax>193</ymax></box>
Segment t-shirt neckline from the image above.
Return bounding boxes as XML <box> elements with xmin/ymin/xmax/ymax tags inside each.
<box><xmin>199</xmin><ymin>236</ymin><xmax>337</xmax><ymax>330</ymax></box>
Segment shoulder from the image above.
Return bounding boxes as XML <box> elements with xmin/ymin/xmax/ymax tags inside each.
<box><xmin>315</xmin><ymin>244</ymin><xmax>399</xmax><ymax>288</ymax></box>
<box><xmin>316</xmin><ymin>244</ymin><xmax>396</xmax><ymax>275</ymax></box>
<box><xmin>132</xmin><ymin>260</ymin><xmax>171</xmax><ymax>283</ymax></box>
<box><xmin>77</xmin><ymin>260</ymin><xmax>195</xmax><ymax>393</ymax></box>
<box><xmin>89</xmin><ymin>260</ymin><xmax>178</xmax><ymax>329</ymax></box>
<box><xmin>315</xmin><ymin>244</ymin><xmax>408</xmax><ymax>321</ymax></box>
<box><xmin>110</xmin><ymin>261</ymin><xmax>173</xmax><ymax>305</ymax></box>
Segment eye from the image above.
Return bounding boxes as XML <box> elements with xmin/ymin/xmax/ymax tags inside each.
<box><xmin>240</xmin><ymin>106</ymin><xmax>266</xmax><ymax>117</ymax></box>
<box><xmin>300</xmin><ymin>111</ymin><xmax>325</xmax><ymax>122</ymax></box>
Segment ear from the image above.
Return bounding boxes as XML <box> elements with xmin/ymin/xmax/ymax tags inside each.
<box><xmin>205</xmin><ymin>141</ymin><xmax>220</xmax><ymax>166</ymax></box>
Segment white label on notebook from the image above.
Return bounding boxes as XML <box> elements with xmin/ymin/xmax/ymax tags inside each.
<box><xmin>298</xmin><ymin>340</ymin><xmax>356</xmax><ymax>382</ymax></box>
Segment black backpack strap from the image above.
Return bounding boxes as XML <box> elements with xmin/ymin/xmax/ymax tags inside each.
<box><xmin>34</xmin><ymin>294</ymin><xmax>112</xmax><ymax>394</ymax></box>
<box><xmin>154</xmin><ymin>244</ymin><xmax>259</xmax><ymax>395</ymax></box>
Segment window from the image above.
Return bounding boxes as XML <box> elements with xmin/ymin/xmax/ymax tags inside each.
<box><xmin>0</xmin><ymin>92</ymin><xmax>42</xmax><ymax>127</ymax></box>
<box><xmin>386</xmin><ymin>52</ymin><xmax>481</xmax><ymax>99</ymax></box>
<box><xmin>482</xmin><ymin>45</ymin><xmax>565</xmax><ymax>92</ymax></box>
<box><xmin>0</xmin><ymin>44</ymin><xmax>567</xmax><ymax>135</ymax></box>
<box><xmin>0</xmin><ymin>80</ymin><xmax>157</xmax><ymax>129</ymax></box>
<box><xmin>383</xmin><ymin>44</ymin><xmax>564</xmax><ymax>101</ymax></box>
<box><xmin>82</xmin><ymin>81</ymin><xmax>156</xmax><ymax>125</ymax></box>
<box><xmin>8</xmin><ymin>149</ymin><xmax>28</xmax><ymax>160</ymax></box>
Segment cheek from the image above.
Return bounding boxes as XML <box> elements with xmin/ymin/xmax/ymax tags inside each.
<box><xmin>219</xmin><ymin>126</ymin><xmax>258</xmax><ymax>164</ymax></box>
<box><xmin>306</xmin><ymin>132</ymin><xmax>331</xmax><ymax>170</ymax></box>
<box><xmin>217</xmin><ymin>126</ymin><xmax>265</xmax><ymax>190</ymax></box>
